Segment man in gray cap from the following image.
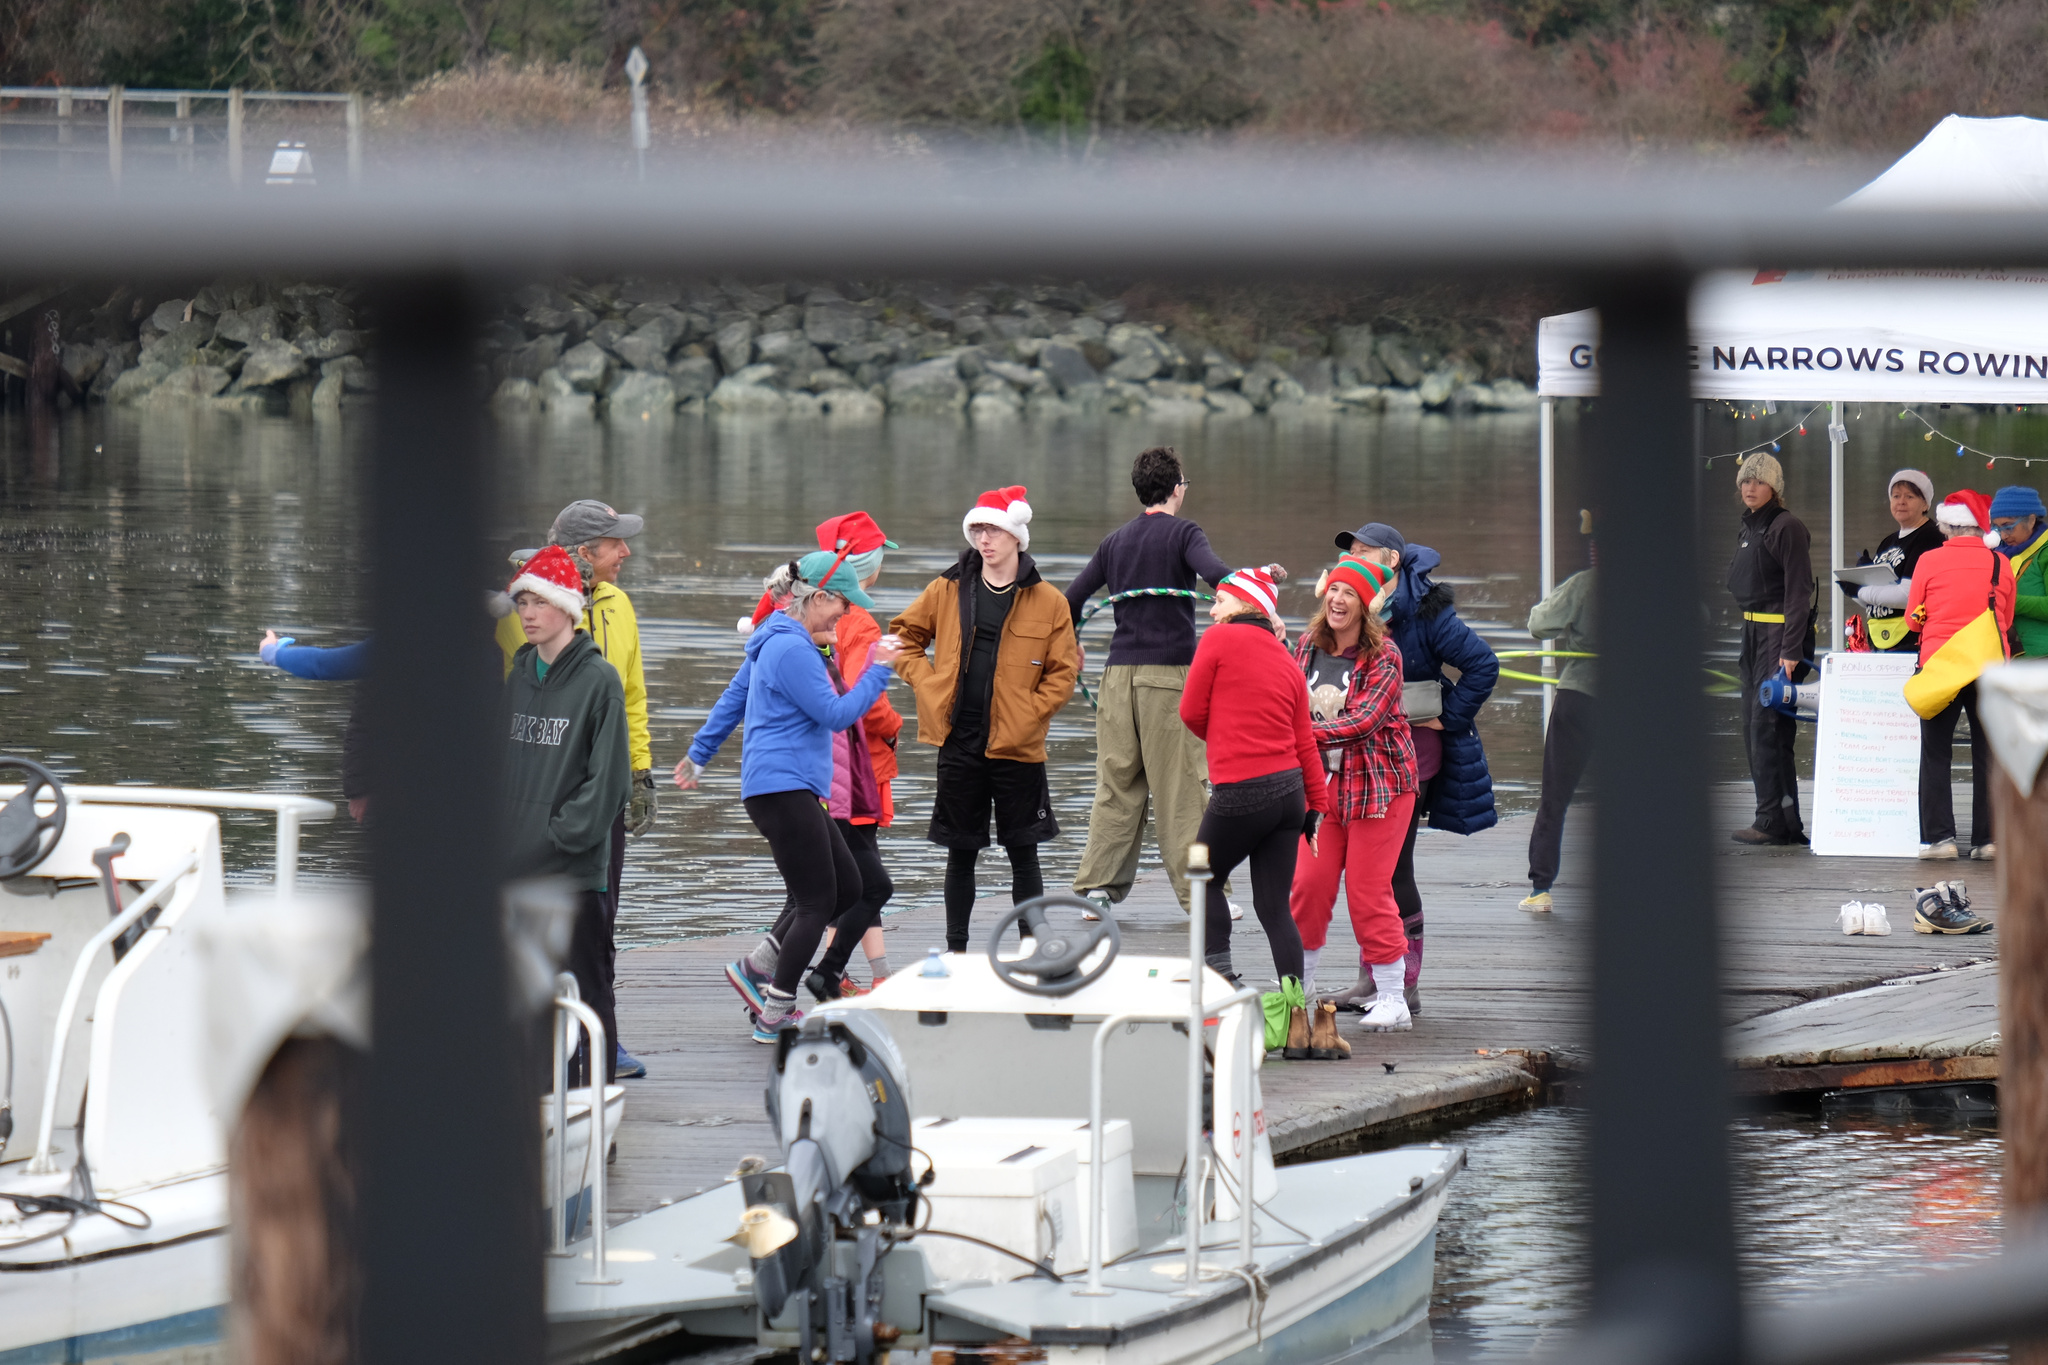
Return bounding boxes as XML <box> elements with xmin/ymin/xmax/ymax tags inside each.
<box><xmin>496</xmin><ymin>498</ymin><xmax>655</xmax><ymax>1077</ymax></box>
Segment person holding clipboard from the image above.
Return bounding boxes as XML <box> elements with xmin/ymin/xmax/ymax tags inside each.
<box><xmin>1840</xmin><ymin>469</ymin><xmax>1942</xmax><ymax>654</ymax></box>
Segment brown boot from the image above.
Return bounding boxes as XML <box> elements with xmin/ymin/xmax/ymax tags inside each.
<box><xmin>1283</xmin><ymin>1006</ymin><xmax>1312</xmax><ymax>1060</ymax></box>
<box><xmin>1309</xmin><ymin>1001</ymin><xmax>1351</xmax><ymax>1060</ymax></box>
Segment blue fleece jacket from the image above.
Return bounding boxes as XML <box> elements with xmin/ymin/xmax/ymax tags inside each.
<box><xmin>271</xmin><ymin>638</ymin><xmax>371</xmax><ymax>680</ymax></box>
<box><xmin>688</xmin><ymin>611</ymin><xmax>892</xmax><ymax>800</ymax></box>
<box><xmin>1384</xmin><ymin>545</ymin><xmax>1499</xmax><ymax>835</ymax></box>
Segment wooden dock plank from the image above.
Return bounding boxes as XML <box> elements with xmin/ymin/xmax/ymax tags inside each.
<box><xmin>606</xmin><ymin>783</ymin><xmax>2000</xmax><ymax>1219</ymax></box>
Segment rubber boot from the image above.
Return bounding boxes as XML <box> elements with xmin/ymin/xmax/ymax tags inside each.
<box><xmin>1309</xmin><ymin>1001</ymin><xmax>1351</xmax><ymax>1060</ymax></box>
<box><xmin>1283</xmin><ymin>1006</ymin><xmax>1313</xmax><ymax>1060</ymax></box>
<box><xmin>1325</xmin><ymin>965</ymin><xmax>1375</xmax><ymax>1013</ymax></box>
<box><xmin>1405</xmin><ymin>935</ymin><xmax>1424</xmax><ymax>1017</ymax></box>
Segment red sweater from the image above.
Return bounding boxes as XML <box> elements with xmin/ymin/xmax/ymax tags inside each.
<box><xmin>1906</xmin><ymin>537</ymin><xmax>2016</xmax><ymax>664</ymax></box>
<box><xmin>1180</xmin><ymin>616</ymin><xmax>1332</xmax><ymax>814</ymax></box>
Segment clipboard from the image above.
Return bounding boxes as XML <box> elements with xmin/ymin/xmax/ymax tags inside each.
<box><xmin>1835</xmin><ymin>563</ymin><xmax>1900</xmax><ymax>589</ymax></box>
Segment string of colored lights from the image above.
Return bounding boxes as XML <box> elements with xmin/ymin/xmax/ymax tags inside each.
<box><xmin>1893</xmin><ymin>404</ymin><xmax>2044</xmax><ymax>471</ymax></box>
<box><xmin>1703</xmin><ymin>401</ymin><xmax>1827</xmax><ymax>466</ymax></box>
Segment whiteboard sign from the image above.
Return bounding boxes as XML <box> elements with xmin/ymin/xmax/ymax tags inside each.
<box><xmin>1811</xmin><ymin>651</ymin><xmax>1922</xmax><ymax>857</ymax></box>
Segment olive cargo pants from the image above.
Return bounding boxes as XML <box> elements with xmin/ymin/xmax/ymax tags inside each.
<box><xmin>1071</xmin><ymin>664</ymin><xmax>1212</xmax><ymax>913</ymax></box>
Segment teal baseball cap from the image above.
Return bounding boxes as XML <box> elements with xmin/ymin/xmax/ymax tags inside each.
<box><xmin>797</xmin><ymin>549</ymin><xmax>876</xmax><ymax>610</ymax></box>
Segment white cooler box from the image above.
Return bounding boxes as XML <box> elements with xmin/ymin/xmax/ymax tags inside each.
<box><xmin>913</xmin><ymin>1117</ymin><xmax>1137</xmax><ymax>1280</ymax></box>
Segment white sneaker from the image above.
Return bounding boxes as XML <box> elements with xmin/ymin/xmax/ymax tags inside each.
<box><xmin>1227</xmin><ymin>898</ymin><xmax>1245</xmax><ymax>922</ymax></box>
<box><xmin>1080</xmin><ymin>892</ymin><xmax>1112</xmax><ymax>922</ymax></box>
<box><xmin>1837</xmin><ymin>900</ymin><xmax>1865</xmax><ymax>935</ymax></box>
<box><xmin>1359</xmin><ymin>995</ymin><xmax>1413</xmax><ymax>1032</ymax></box>
<box><xmin>1920</xmin><ymin>839</ymin><xmax>1960</xmax><ymax>860</ymax></box>
<box><xmin>1971</xmin><ymin>843</ymin><xmax>1997</xmax><ymax>861</ymax></box>
<box><xmin>1863</xmin><ymin>904</ymin><xmax>1892</xmax><ymax>936</ymax></box>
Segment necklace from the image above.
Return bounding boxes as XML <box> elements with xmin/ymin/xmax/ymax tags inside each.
<box><xmin>983</xmin><ymin>577</ymin><xmax>1018</xmax><ymax>596</ymax></box>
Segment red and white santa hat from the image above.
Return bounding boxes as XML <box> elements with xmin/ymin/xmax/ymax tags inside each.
<box><xmin>1218</xmin><ymin>564</ymin><xmax>1286</xmax><ymax>616</ymax></box>
<box><xmin>507</xmin><ymin>544</ymin><xmax>586</xmax><ymax>619</ymax></box>
<box><xmin>963</xmin><ymin>485</ymin><xmax>1034</xmax><ymax>551</ymax></box>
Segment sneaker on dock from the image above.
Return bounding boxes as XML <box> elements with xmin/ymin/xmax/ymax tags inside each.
<box><xmin>1518</xmin><ymin>890</ymin><xmax>1552</xmax><ymax>913</ymax></box>
<box><xmin>724</xmin><ymin>958</ymin><xmax>770</xmax><ymax>1015</ymax></box>
<box><xmin>1359</xmin><ymin>995</ymin><xmax>1413</xmax><ymax>1032</ymax></box>
<box><xmin>1079</xmin><ymin>891</ymin><xmax>1113</xmax><ymax>922</ymax></box>
<box><xmin>1970</xmin><ymin>842</ymin><xmax>1996</xmax><ymax>861</ymax></box>
<box><xmin>614</xmin><ymin>1045</ymin><xmax>647</xmax><ymax>1079</ymax></box>
<box><xmin>753</xmin><ymin>995</ymin><xmax>804</xmax><ymax>1043</ymax></box>
<box><xmin>1227</xmin><ymin>898</ymin><xmax>1245</xmax><ymax>922</ymax></box>
<box><xmin>1914</xmin><ymin>886</ymin><xmax>1991</xmax><ymax>935</ymax></box>
<box><xmin>1919</xmin><ymin>839</ymin><xmax>1961</xmax><ymax>861</ymax></box>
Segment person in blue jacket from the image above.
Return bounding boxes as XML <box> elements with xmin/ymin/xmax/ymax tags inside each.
<box><xmin>260</xmin><ymin>630</ymin><xmax>371</xmax><ymax>821</ymax></box>
<box><xmin>674</xmin><ymin>568</ymin><xmax>902</xmax><ymax>1041</ymax></box>
<box><xmin>1323</xmin><ymin>523</ymin><xmax>1498</xmax><ymax>1014</ymax></box>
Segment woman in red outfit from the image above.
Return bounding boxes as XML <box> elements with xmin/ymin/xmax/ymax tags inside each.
<box><xmin>1288</xmin><ymin>555</ymin><xmax>1418</xmax><ymax>1032</ymax></box>
<box><xmin>1179</xmin><ymin>566</ymin><xmax>1331</xmax><ymax>990</ymax></box>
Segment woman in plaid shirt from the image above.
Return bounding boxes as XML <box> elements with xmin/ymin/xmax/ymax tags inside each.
<box><xmin>1288</xmin><ymin>555</ymin><xmax>1420</xmax><ymax>1033</ymax></box>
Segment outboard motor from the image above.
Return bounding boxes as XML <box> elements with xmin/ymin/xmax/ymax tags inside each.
<box><xmin>731</xmin><ymin>1011</ymin><xmax>916</xmax><ymax>1364</ymax></box>
<box><xmin>1758</xmin><ymin>673</ymin><xmax>1822</xmax><ymax>722</ymax></box>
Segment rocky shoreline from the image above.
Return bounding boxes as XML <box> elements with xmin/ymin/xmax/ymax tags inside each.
<box><xmin>484</xmin><ymin>278</ymin><xmax>1539</xmax><ymax>423</ymax></box>
<box><xmin>44</xmin><ymin>276</ymin><xmax>1539</xmax><ymax>421</ymax></box>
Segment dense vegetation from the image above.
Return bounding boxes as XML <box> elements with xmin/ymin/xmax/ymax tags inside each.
<box><xmin>4</xmin><ymin>0</ymin><xmax>2044</xmax><ymax>154</ymax></box>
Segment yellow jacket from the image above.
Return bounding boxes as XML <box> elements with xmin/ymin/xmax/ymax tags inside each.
<box><xmin>498</xmin><ymin>580</ymin><xmax>651</xmax><ymax>770</ymax></box>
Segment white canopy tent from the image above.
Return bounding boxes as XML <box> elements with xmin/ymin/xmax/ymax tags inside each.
<box><xmin>1534</xmin><ymin>115</ymin><xmax>2048</xmax><ymax>654</ymax></box>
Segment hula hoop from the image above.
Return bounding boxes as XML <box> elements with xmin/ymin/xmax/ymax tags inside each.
<box><xmin>1074</xmin><ymin>588</ymin><xmax>1215</xmax><ymax>709</ymax></box>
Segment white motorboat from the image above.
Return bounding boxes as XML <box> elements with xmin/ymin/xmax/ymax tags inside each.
<box><xmin>546</xmin><ymin>862</ymin><xmax>1463</xmax><ymax>1365</ymax></box>
<box><xmin>0</xmin><ymin>761</ymin><xmax>623</xmax><ymax>1361</ymax></box>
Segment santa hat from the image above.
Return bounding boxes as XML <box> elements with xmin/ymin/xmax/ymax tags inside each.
<box><xmin>507</xmin><ymin>544</ymin><xmax>586</xmax><ymax>619</ymax></box>
<box><xmin>1218</xmin><ymin>564</ymin><xmax>1286</xmax><ymax>616</ymax></box>
<box><xmin>963</xmin><ymin>485</ymin><xmax>1033</xmax><ymax>551</ymax></box>
<box><xmin>1937</xmin><ymin>490</ymin><xmax>1991</xmax><ymax>532</ymax></box>
<box><xmin>816</xmin><ymin>511</ymin><xmax>897</xmax><ymax>556</ymax></box>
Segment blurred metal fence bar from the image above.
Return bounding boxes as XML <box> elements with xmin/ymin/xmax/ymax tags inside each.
<box><xmin>359</xmin><ymin>276</ymin><xmax>539</xmax><ymax>1365</ymax></box>
<box><xmin>0</xmin><ymin>87</ymin><xmax>362</xmax><ymax>185</ymax></box>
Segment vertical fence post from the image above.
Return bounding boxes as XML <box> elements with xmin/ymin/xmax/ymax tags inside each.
<box><xmin>1539</xmin><ymin>394</ymin><xmax>1557</xmax><ymax>729</ymax></box>
<box><xmin>1995</xmin><ymin>762</ymin><xmax>2048</xmax><ymax>1365</ymax></box>
<box><xmin>228</xmin><ymin>89</ymin><xmax>244</xmax><ymax>187</ymax></box>
<box><xmin>347</xmin><ymin>94</ymin><xmax>363</xmax><ymax>187</ymax></box>
<box><xmin>176</xmin><ymin>93</ymin><xmax>193</xmax><ymax>175</ymax></box>
<box><xmin>356</xmin><ymin>276</ymin><xmax>540</xmax><ymax>1365</ymax></box>
<box><xmin>56</xmin><ymin>88</ymin><xmax>74</xmax><ymax>175</ymax></box>
<box><xmin>106</xmin><ymin>86</ymin><xmax>123</xmax><ymax>188</ymax></box>
<box><xmin>1585</xmin><ymin>273</ymin><xmax>1739</xmax><ymax>1365</ymax></box>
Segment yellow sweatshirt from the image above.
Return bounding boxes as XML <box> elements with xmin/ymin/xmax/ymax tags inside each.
<box><xmin>499</xmin><ymin>579</ymin><xmax>650</xmax><ymax>771</ymax></box>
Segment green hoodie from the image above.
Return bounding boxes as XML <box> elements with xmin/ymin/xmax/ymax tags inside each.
<box><xmin>503</xmin><ymin>631</ymin><xmax>630</xmax><ymax>892</ymax></box>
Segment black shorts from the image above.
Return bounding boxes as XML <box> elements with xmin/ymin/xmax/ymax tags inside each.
<box><xmin>928</xmin><ymin>737</ymin><xmax>1059</xmax><ymax>850</ymax></box>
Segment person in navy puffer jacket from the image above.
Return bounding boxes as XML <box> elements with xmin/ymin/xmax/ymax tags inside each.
<box><xmin>1325</xmin><ymin>522</ymin><xmax>1498</xmax><ymax>1014</ymax></box>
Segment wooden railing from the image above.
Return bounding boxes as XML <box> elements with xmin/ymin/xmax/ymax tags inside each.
<box><xmin>0</xmin><ymin>87</ymin><xmax>361</xmax><ymax>186</ymax></box>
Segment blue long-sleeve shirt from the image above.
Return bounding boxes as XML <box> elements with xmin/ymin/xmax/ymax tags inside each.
<box><xmin>689</xmin><ymin>613</ymin><xmax>889</xmax><ymax>800</ymax></box>
<box><xmin>271</xmin><ymin>638</ymin><xmax>371</xmax><ymax>681</ymax></box>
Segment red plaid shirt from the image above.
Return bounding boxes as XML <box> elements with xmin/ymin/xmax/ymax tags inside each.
<box><xmin>1293</xmin><ymin>633</ymin><xmax>1417</xmax><ymax>822</ymax></box>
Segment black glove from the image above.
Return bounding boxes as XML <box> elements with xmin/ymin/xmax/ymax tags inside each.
<box><xmin>1841</xmin><ymin>582</ymin><xmax>1860</xmax><ymax>601</ymax></box>
<box><xmin>1301</xmin><ymin>810</ymin><xmax>1323</xmax><ymax>845</ymax></box>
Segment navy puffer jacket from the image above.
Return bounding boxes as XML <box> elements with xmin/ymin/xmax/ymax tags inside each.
<box><xmin>1385</xmin><ymin>544</ymin><xmax>1499</xmax><ymax>835</ymax></box>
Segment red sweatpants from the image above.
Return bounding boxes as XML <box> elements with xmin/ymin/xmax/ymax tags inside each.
<box><xmin>1289</xmin><ymin>791</ymin><xmax>1415</xmax><ymax>964</ymax></box>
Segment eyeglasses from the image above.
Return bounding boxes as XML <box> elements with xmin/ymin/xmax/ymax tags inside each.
<box><xmin>1177</xmin><ymin>478</ymin><xmax>1190</xmax><ymax>489</ymax></box>
<box><xmin>1993</xmin><ymin>519</ymin><xmax>2030</xmax><ymax>533</ymax></box>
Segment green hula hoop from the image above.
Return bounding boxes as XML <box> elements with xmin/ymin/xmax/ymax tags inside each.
<box><xmin>1075</xmin><ymin>588</ymin><xmax>1215</xmax><ymax>710</ymax></box>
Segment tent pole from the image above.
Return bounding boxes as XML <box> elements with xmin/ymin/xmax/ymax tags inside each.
<box><xmin>1830</xmin><ymin>400</ymin><xmax>1846</xmax><ymax>654</ymax></box>
<box><xmin>1540</xmin><ymin>395</ymin><xmax>1557</xmax><ymax>730</ymax></box>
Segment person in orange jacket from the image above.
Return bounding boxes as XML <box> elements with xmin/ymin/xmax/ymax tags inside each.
<box><xmin>1905</xmin><ymin>493</ymin><xmax>2015</xmax><ymax>864</ymax></box>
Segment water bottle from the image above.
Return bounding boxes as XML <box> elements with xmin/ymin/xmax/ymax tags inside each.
<box><xmin>920</xmin><ymin>946</ymin><xmax>950</xmax><ymax>978</ymax></box>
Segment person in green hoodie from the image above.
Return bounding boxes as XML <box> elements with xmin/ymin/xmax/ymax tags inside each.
<box><xmin>504</xmin><ymin>545</ymin><xmax>632</xmax><ymax>1084</ymax></box>
<box><xmin>1990</xmin><ymin>485</ymin><xmax>2048</xmax><ymax>658</ymax></box>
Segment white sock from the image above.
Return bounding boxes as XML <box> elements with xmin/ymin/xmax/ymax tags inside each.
<box><xmin>1300</xmin><ymin>947</ymin><xmax>1321</xmax><ymax>995</ymax></box>
<box><xmin>1371</xmin><ymin>958</ymin><xmax>1407</xmax><ymax>1005</ymax></box>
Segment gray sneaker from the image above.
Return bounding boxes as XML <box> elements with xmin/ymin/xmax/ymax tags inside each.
<box><xmin>1914</xmin><ymin>886</ymin><xmax>1991</xmax><ymax>935</ymax></box>
<box><xmin>1919</xmin><ymin>839</ymin><xmax>1960</xmax><ymax>861</ymax></box>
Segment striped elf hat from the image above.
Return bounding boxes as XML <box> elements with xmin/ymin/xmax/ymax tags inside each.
<box><xmin>1322</xmin><ymin>554</ymin><xmax>1397</xmax><ymax>602</ymax></box>
<box><xmin>1218</xmin><ymin>564</ymin><xmax>1286</xmax><ymax>615</ymax></box>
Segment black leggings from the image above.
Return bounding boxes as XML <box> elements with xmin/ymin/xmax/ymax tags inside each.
<box><xmin>1198</xmin><ymin>785</ymin><xmax>1307</xmax><ymax>983</ymax></box>
<box><xmin>745</xmin><ymin>790</ymin><xmax>862</xmax><ymax>996</ymax></box>
<box><xmin>945</xmin><ymin>843</ymin><xmax>1043</xmax><ymax>953</ymax></box>
<box><xmin>765</xmin><ymin>820</ymin><xmax>895</xmax><ymax>981</ymax></box>
<box><xmin>1389</xmin><ymin>773</ymin><xmax>1439</xmax><ymax>940</ymax></box>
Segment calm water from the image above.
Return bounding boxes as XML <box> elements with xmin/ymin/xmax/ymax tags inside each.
<box><xmin>1428</xmin><ymin>1105</ymin><xmax>2004</xmax><ymax>1362</ymax></box>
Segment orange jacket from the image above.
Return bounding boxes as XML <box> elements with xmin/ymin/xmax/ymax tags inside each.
<box><xmin>835</xmin><ymin>605</ymin><xmax>904</xmax><ymax>824</ymax></box>
<box><xmin>1907</xmin><ymin>537</ymin><xmax>2016</xmax><ymax>664</ymax></box>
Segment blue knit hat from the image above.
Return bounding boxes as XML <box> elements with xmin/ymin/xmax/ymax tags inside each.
<box><xmin>1988</xmin><ymin>485</ymin><xmax>2047</xmax><ymax>521</ymax></box>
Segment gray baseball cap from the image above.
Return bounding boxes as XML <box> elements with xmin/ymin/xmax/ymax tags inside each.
<box><xmin>549</xmin><ymin>499</ymin><xmax>645</xmax><ymax>546</ymax></box>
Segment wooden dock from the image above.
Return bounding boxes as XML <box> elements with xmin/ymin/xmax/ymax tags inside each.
<box><xmin>606</xmin><ymin>783</ymin><xmax>1999</xmax><ymax>1220</ymax></box>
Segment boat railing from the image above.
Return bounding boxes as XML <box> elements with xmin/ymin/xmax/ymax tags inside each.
<box><xmin>1076</xmin><ymin>983</ymin><xmax>1259</xmax><ymax>1298</ymax></box>
<box><xmin>1</xmin><ymin>785</ymin><xmax>337</xmax><ymax>894</ymax></box>
<box><xmin>549</xmin><ymin>974</ymin><xmax>618</xmax><ymax>1286</ymax></box>
<box><xmin>28</xmin><ymin>848</ymin><xmax>201</xmax><ymax>1174</ymax></box>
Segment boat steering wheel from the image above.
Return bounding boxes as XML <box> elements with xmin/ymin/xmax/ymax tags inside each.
<box><xmin>0</xmin><ymin>757</ymin><xmax>68</xmax><ymax>879</ymax></box>
<box><xmin>986</xmin><ymin>893</ymin><xmax>1120</xmax><ymax>997</ymax></box>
